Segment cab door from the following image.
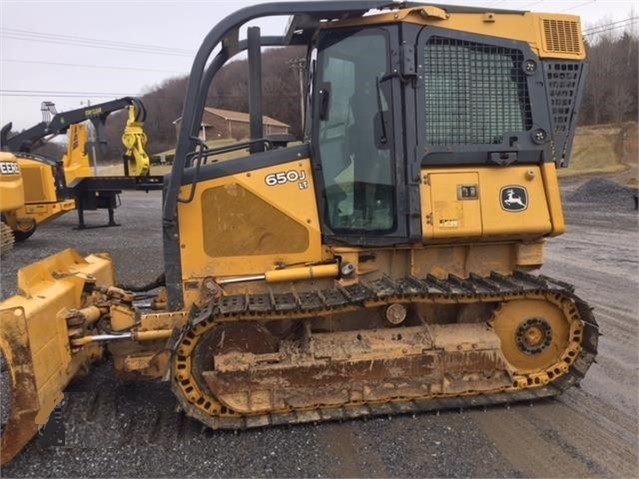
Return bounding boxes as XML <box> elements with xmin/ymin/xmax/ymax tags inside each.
<box><xmin>312</xmin><ymin>26</ymin><xmax>411</xmax><ymax>246</ymax></box>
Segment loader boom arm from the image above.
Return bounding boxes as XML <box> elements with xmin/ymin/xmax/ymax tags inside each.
<box><xmin>0</xmin><ymin>97</ymin><xmax>147</xmax><ymax>154</ymax></box>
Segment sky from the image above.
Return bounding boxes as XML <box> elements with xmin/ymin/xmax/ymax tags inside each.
<box><xmin>1</xmin><ymin>0</ymin><xmax>637</xmax><ymax>131</ymax></box>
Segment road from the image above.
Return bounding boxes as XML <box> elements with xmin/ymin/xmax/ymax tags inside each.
<box><xmin>1</xmin><ymin>187</ymin><xmax>637</xmax><ymax>478</ymax></box>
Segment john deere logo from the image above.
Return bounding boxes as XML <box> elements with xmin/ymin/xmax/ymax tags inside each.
<box><xmin>500</xmin><ymin>186</ymin><xmax>528</xmax><ymax>212</ymax></box>
<box><xmin>0</xmin><ymin>161</ymin><xmax>20</xmax><ymax>175</ymax></box>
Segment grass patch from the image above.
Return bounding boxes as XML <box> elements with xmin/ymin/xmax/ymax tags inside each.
<box><xmin>560</xmin><ymin>124</ymin><xmax>628</xmax><ymax>177</ymax></box>
<box><xmin>625</xmin><ymin>178</ymin><xmax>638</xmax><ymax>188</ymax></box>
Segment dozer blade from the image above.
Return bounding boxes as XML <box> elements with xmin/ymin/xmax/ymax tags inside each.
<box><xmin>0</xmin><ymin>249</ymin><xmax>114</xmax><ymax>465</ymax></box>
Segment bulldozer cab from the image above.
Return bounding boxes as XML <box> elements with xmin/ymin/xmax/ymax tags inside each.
<box><xmin>163</xmin><ymin>1</ymin><xmax>586</xmax><ymax>309</ymax></box>
<box><xmin>312</xmin><ymin>17</ymin><xmax>586</xmax><ymax>245</ymax></box>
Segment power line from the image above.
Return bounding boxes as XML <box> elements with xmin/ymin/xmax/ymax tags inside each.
<box><xmin>583</xmin><ymin>17</ymin><xmax>639</xmax><ymax>33</ymax></box>
<box><xmin>2</xmin><ymin>27</ymin><xmax>193</xmax><ymax>53</ymax></box>
<box><xmin>0</xmin><ymin>93</ymin><xmax>135</xmax><ymax>98</ymax></box>
<box><xmin>1</xmin><ymin>89</ymin><xmax>137</xmax><ymax>95</ymax></box>
<box><xmin>0</xmin><ymin>89</ymin><xmax>138</xmax><ymax>98</ymax></box>
<box><xmin>1</xmin><ymin>58</ymin><xmax>185</xmax><ymax>75</ymax></box>
<box><xmin>520</xmin><ymin>1</ymin><xmax>546</xmax><ymax>9</ymax></box>
<box><xmin>0</xmin><ymin>90</ymin><xmax>298</xmax><ymax>99</ymax></box>
<box><xmin>584</xmin><ymin>21</ymin><xmax>639</xmax><ymax>37</ymax></box>
<box><xmin>0</xmin><ymin>33</ymin><xmax>194</xmax><ymax>57</ymax></box>
<box><xmin>559</xmin><ymin>0</ymin><xmax>597</xmax><ymax>13</ymax></box>
<box><xmin>0</xmin><ymin>28</ymin><xmax>193</xmax><ymax>55</ymax></box>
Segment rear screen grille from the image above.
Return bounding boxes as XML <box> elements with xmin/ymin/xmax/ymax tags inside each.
<box><xmin>546</xmin><ymin>62</ymin><xmax>582</xmax><ymax>133</ymax></box>
<box><xmin>542</xmin><ymin>19</ymin><xmax>581</xmax><ymax>54</ymax></box>
<box><xmin>423</xmin><ymin>37</ymin><xmax>531</xmax><ymax>145</ymax></box>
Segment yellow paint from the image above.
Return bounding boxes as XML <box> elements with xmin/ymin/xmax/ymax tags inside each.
<box><xmin>264</xmin><ymin>263</ymin><xmax>339</xmax><ymax>283</ymax></box>
<box><xmin>516</xmin><ymin>241</ymin><xmax>545</xmax><ymax>268</ymax></box>
<box><xmin>0</xmin><ymin>153</ymin><xmax>24</xmax><ymax>213</ymax></box>
<box><xmin>133</xmin><ymin>329</ymin><xmax>173</xmax><ymax>341</ymax></box>
<box><xmin>0</xmin><ymin>249</ymin><xmax>113</xmax><ymax>462</ymax></box>
<box><xmin>178</xmin><ymin>158</ymin><xmax>323</xmax><ymax>281</ymax></box>
<box><xmin>422</xmin><ymin>165</ymin><xmax>556</xmax><ymax>241</ymax></box>
<box><xmin>110</xmin><ymin>304</ymin><xmax>137</xmax><ymax>331</ymax></box>
<box><xmin>540</xmin><ymin>162</ymin><xmax>565</xmax><ymax>236</ymax></box>
<box><xmin>121</xmin><ymin>105</ymin><xmax>151</xmax><ymax>177</ymax></box>
<box><xmin>17</xmin><ymin>157</ymin><xmax>61</xmax><ymax>205</ymax></box>
<box><xmin>3</xmin><ymin>106</ymin><xmax>150</xmax><ymax>239</ymax></box>
<box><xmin>326</xmin><ymin>7</ymin><xmax>585</xmax><ymax>60</ymax></box>
<box><xmin>11</xmin><ymin>156</ymin><xmax>76</xmax><ymax>227</ymax></box>
<box><xmin>422</xmin><ymin>172</ymin><xmax>482</xmax><ymax>239</ymax></box>
<box><xmin>63</xmin><ymin>124</ymin><xmax>93</xmax><ymax>186</ymax></box>
<box><xmin>332</xmin><ymin>242</ymin><xmax>546</xmax><ymax>282</ymax></box>
<box><xmin>123</xmin><ymin>354</ymin><xmax>154</xmax><ymax>372</ymax></box>
<box><xmin>19</xmin><ymin>199</ymin><xmax>76</xmax><ymax>225</ymax></box>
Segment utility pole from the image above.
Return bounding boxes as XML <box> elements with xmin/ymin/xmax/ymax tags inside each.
<box><xmin>288</xmin><ymin>58</ymin><xmax>306</xmax><ymax>128</ymax></box>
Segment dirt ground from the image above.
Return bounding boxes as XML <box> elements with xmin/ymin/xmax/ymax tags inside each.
<box><xmin>0</xmin><ymin>179</ymin><xmax>637</xmax><ymax>477</ymax></box>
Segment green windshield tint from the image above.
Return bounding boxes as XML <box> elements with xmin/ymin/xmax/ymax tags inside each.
<box><xmin>318</xmin><ymin>31</ymin><xmax>395</xmax><ymax>233</ymax></box>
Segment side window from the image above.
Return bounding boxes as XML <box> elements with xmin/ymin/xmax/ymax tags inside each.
<box><xmin>318</xmin><ymin>57</ymin><xmax>355</xmax><ymax>193</ymax></box>
<box><xmin>423</xmin><ymin>36</ymin><xmax>532</xmax><ymax>145</ymax></box>
<box><xmin>317</xmin><ymin>30</ymin><xmax>395</xmax><ymax>233</ymax></box>
<box><xmin>320</xmin><ymin>57</ymin><xmax>355</xmax><ymax>141</ymax></box>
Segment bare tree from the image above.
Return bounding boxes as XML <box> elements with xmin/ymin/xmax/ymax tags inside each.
<box><xmin>581</xmin><ymin>13</ymin><xmax>638</xmax><ymax>126</ymax></box>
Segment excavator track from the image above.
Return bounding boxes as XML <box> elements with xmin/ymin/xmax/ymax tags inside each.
<box><xmin>0</xmin><ymin>222</ymin><xmax>14</xmax><ymax>257</ymax></box>
<box><xmin>172</xmin><ymin>271</ymin><xmax>599</xmax><ymax>429</ymax></box>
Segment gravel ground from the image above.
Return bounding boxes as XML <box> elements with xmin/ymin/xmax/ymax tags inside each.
<box><xmin>1</xmin><ymin>183</ymin><xmax>637</xmax><ymax>478</ymax></box>
<box><xmin>568</xmin><ymin>177</ymin><xmax>638</xmax><ymax>209</ymax></box>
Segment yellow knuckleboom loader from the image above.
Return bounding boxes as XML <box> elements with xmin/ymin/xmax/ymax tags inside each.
<box><xmin>0</xmin><ymin>98</ymin><xmax>154</xmax><ymax>240</ymax></box>
<box><xmin>0</xmin><ymin>1</ymin><xmax>598</xmax><ymax>464</ymax></box>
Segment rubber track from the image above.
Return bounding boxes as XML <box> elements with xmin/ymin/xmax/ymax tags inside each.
<box><xmin>174</xmin><ymin>270</ymin><xmax>600</xmax><ymax>428</ymax></box>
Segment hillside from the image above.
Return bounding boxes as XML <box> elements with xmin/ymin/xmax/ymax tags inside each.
<box><xmin>97</xmin><ymin>28</ymin><xmax>636</xmax><ymax>162</ymax></box>
<box><xmin>563</xmin><ymin>122</ymin><xmax>638</xmax><ymax>186</ymax></box>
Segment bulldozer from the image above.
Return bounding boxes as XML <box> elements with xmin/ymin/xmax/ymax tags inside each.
<box><xmin>0</xmin><ymin>1</ymin><xmax>599</xmax><ymax>464</ymax></box>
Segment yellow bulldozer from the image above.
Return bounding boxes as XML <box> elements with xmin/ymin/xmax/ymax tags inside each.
<box><xmin>0</xmin><ymin>1</ymin><xmax>598</xmax><ymax>464</ymax></box>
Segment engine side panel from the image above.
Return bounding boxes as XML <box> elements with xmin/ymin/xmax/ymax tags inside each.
<box><xmin>421</xmin><ymin>164</ymin><xmax>563</xmax><ymax>241</ymax></box>
<box><xmin>178</xmin><ymin>157</ymin><xmax>323</xmax><ymax>281</ymax></box>
<box><xmin>0</xmin><ymin>153</ymin><xmax>24</xmax><ymax>212</ymax></box>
